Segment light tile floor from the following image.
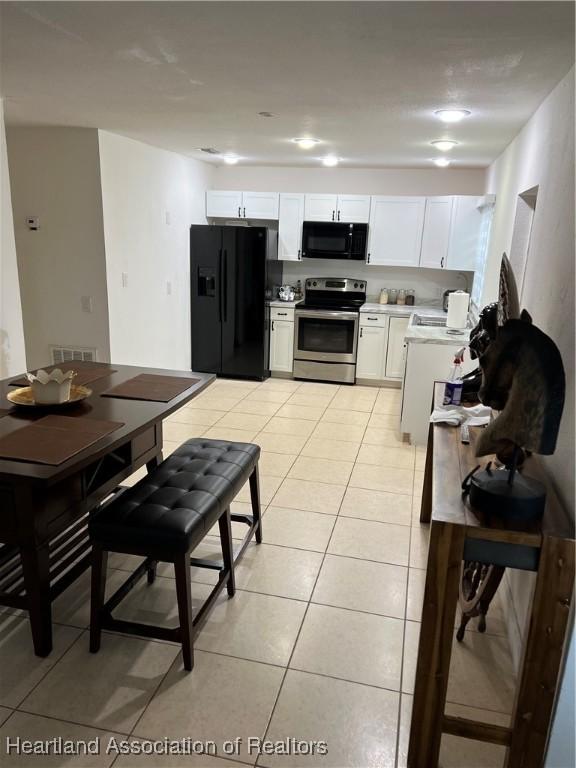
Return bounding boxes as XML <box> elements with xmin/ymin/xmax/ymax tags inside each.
<box><xmin>0</xmin><ymin>377</ymin><xmax>515</xmax><ymax>767</ymax></box>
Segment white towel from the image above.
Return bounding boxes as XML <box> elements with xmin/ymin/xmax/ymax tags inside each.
<box><xmin>430</xmin><ymin>403</ymin><xmax>491</xmax><ymax>427</ymax></box>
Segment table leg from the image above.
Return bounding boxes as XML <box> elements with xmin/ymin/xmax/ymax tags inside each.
<box><xmin>420</xmin><ymin>423</ymin><xmax>433</xmax><ymax>523</ymax></box>
<box><xmin>407</xmin><ymin>521</ymin><xmax>466</xmax><ymax>767</ymax></box>
<box><xmin>20</xmin><ymin>543</ymin><xmax>53</xmax><ymax>656</ymax></box>
<box><xmin>506</xmin><ymin>535</ymin><xmax>575</xmax><ymax>768</ymax></box>
<box><xmin>146</xmin><ymin>453</ymin><xmax>163</xmax><ymax>473</ymax></box>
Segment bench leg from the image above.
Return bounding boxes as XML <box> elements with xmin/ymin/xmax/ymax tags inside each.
<box><xmin>249</xmin><ymin>465</ymin><xmax>263</xmax><ymax>544</ymax></box>
<box><xmin>146</xmin><ymin>560</ymin><xmax>158</xmax><ymax>584</ymax></box>
<box><xmin>89</xmin><ymin>544</ymin><xmax>108</xmax><ymax>653</ymax></box>
<box><xmin>219</xmin><ymin>508</ymin><xmax>236</xmax><ymax>597</ymax></box>
<box><xmin>174</xmin><ymin>554</ymin><xmax>194</xmax><ymax>671</ymax></box>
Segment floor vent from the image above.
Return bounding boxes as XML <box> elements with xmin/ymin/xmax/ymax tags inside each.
<box><xmin>50</xmin><ymin>346</ymin><xmax>97</xmax><ymax>365</ymax></box>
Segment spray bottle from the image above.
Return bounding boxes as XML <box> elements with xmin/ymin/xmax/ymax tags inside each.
<box><xmin>443</xmin><ymin>347</ymin><xmax>466</xmax><ymax>406</ymax></box>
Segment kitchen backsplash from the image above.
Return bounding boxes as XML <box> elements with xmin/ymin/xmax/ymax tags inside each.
<box><xmin>280</xmin><ymin>261</ymin><xmax>473</xmax><ymax>304</ymax></box>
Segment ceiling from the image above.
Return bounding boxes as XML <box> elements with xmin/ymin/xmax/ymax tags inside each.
<box><xmin>1</xmin><ymin>2</ymin><xmax>574</xmax><ymax>168</ymax></box>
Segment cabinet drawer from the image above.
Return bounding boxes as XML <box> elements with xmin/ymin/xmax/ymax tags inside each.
<box><xmin>271</xmin><ymin>307</ymin><xmax>295</xmax><ymax>322</ymax></box>
<box><xmin>359</xmin><ymin>313</ymin><xmax>388</xmax><ymax>327</ymax></box>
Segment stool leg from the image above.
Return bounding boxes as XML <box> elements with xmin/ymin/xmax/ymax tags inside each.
<box><xmin>219</xmin><ymin>508</ymin><xmax>236</xmax><ymax>597</ymax></box>
<box><xmin>174</xmin><ymin>554</ymin><xmax>194</xmax><ymax>671</ymax></box>
<box><xmin>89</xmin><ymin>544</ymin><xmax>108</xmax><ymax>653</ymax></box>
<box><xmin>249</xmin><ymin>465</ymin><xmax>263</xmax><ymax>544</ymax></box>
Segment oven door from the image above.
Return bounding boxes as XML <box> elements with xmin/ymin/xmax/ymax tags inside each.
<box><xmin>294</xmin><ymin>310</ymin><xmax>359</xmax><ymax>364</ymax></box>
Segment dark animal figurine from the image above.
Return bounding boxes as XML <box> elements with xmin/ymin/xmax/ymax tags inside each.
<box><xmin>476</xmin><ymin>310</ymin><xmax>565</xmax><ymax>459</ymax></box>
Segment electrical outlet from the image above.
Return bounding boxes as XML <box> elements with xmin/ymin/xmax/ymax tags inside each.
<box><xmin>80</xmin><ymin>296</ymin><xmax>93</xmax><ymax>313</ymax></box>
<box><xmin>121</xmin><ymin>272</ymin><xmax>129</xmax><ymax>288</ymax></box>
<box><xmin>26</xmin><ymin>216</ymin><xmax>39</xmax><ymax>231</ymax></box>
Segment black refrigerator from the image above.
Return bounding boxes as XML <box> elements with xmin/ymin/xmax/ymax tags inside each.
<box><xmin>190</xmin><ymin>225</ymin><xmax>280</xmax><ymax>380</ymax></box>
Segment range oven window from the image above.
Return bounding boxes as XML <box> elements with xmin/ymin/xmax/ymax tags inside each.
<box><xmin>297</xmin><ymin>316</ymin><xmax>356</xmax><ymax>355</ymax></box>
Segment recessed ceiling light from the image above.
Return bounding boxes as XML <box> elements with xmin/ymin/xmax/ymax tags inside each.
<box><xmin>258</xmin><ymin>111</ymin><xmax>275</xmax><ymax>118</ymax></box>
<box><xmin>293</xmin><ymin>137</ymin><xmax>321</xmax><ymax>149</ymax></box>
<box><xmin>431</xmin><ymin>140</ymin><xmax>459</xmax><ymax>152</ymax></box>
<box><xmin>199</xmin><ymin>147</ymin><xmax>221</xmax><ymax>155</ymax></box>
<box><xmin>433</xmin><ymin>157</ymin><xmax>451</xmax><ymax>167</ymax></box>
<box><xmin>434</xmin><ymin>109</ymin><xmax>471</xmax><ymax>123</ymax></box>
<box><xmin>322</xmin><ymin>156</ymin><xmax>339</xmax><ymax>167</ymax></box>
<box><xmin>222</xmin><ymin>155</ymin><xmax>240</xmax><ymax>165</ymax></box>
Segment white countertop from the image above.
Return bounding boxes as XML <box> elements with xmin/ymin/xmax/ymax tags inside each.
<box><xmin>360</xmin><ymin>302</ymin><xmax>445</xmax><ymax>317</ymax></box>
<box><xmin>267</xmin><ymin>299</ymin><xmax>302</xmax><ymax>308</ymax></box>
<box><xmin>405</xmin><ymin>313</ymin><xmax>471</xmax><ymax>345</ymax></box>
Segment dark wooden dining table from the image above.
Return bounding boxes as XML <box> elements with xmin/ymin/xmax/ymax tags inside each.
<box><xmin>0</xmin><ymin>362</ymin><xmax>214</xmax><ymax>656</ymax></box>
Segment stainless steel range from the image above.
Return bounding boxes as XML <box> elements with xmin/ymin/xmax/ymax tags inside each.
<box><xmin>293</xmin><ymin>277</ymin><xmax>367</xmax><ymax>384</ymax></box>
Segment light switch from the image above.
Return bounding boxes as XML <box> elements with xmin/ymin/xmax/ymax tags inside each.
<box><xmin>166</xmin><ymin>281</ymin><xmax>172</xmax><ymax>296</ymax></box>
<box><xmin>121</xmin><ymin>272</ymin><xmax>129</xmax><ymax>288</ymax></box>
<box><xmin>164</xmin><ymin>210</ymin><xmax>171</xmax><ymax>226</ymax></box>
<box><xmin>80</xmin><ymin>296</ymin><xmax>93</xmax><ymax>313</ymax></box>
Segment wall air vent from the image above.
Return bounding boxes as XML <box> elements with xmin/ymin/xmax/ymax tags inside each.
<box><xmin>50</xmin><ymin>346</ymin><xmax>97</xmax><ymax>365</ymax></box>
<box><xmin>200</xmin><ymin>147</ymin><xmax>221</xmax><ymax>155</ymax></box>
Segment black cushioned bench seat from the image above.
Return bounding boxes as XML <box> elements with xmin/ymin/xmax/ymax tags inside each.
<box><xmin>89</xmin><ymin>438</ymin><xmax>262</xmax><ymax>671</ymax></box>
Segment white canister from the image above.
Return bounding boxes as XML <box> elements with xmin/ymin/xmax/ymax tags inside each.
<box><xmin>446</xmin><ymin>291</ymin><xmax>470</xmax><ymax>328</ymax></box>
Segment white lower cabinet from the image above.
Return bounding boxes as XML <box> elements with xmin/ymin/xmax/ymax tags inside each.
<box><xmin>270</xmin><ymin>317</ymin><xmax>294</xmax><ymax>373</ymax></box>
<box><xmin>385</xmin><ymin>317</ymin><xmax>410</xmax><ymax>378</ymax></box>
<box><xmin>400</xmin><ymin>341</ymin><xmax>475</xmax><ymax>444</ymax></box>
<box><xmin>356</xmin><ymin>318</ymin><xmax>389</xmax><ymax>380</ymax></box>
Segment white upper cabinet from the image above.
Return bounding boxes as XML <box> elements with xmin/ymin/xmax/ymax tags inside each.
<box><xmin>206</xmin><ymin>190</ymin><xmax>279</xmax><ymax>219</ymax></box>
<box><xmin>366</xmin><ymin>197</ymin><xmax>426</xmax><ymax>266</ymax></box>
<box><xmin>304</xmin><ymin>194</ymin><xmax>338</xmax><ymax>222</ymax></box>
<box><xmin>242</xmin><ymin>191</ymin><xmax>279</xmax><ymax>220</ymax></box>
<box><xmin>206</xmin><ymin>190</ymin><xmax>243</xmax><ymax>218</ymax></box>
<box><xmin>447</xmin><ymin>196</ymin><xmax>484</xmax><ymax>271</ymax></box>
<box><xmin>278</xmin><ymin>193</ymin><xmax>305</xmax><ymax>261</ymax></box>
<box><xmin>304</xmin><ymin>194</ymin><xmax>370</xmax><ymax>223</ymax></box>
<box><xmin>335</xmin><ymin>194</ymin><xmax>371</xmax><ymax>223</ymax></box>
<box><xmin>419</xmin><ymin>197</ymin><xmax>454</xmax><ymax>269</ymax></box>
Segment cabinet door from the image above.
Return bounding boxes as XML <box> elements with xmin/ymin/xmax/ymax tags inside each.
<box><xmin>206</xmin><ymin>190</ymin><xmax>243</xmax><ymax>218</ymax></box>
<box><xmin>385</xmin><ymin>316</ymin><xmax>410</xmax><ymax>378</ymax></box>
<box><xmin>337</xmin><ymin>194</ymin><xmax>371</xmax><ymax>223</ymax></box>
<box><xmin>447</xmin><ymin>196</ymin><xmax>483</xmax><ymax>270</ymax></box>
<box><xmin>356</xmin><ymin>323</ymin><xmax>388</xmax><ymax>380</ymax></box>
<box><xmin>419</xmin><ymin>197</ymin><xmax>454</xmax><ymax>269</ymax></box>
<box><xmin>278</xmin><ymin>193</ymin><xmax>305</xmax><ymax>261</ymax></box>
<box><xmin>270</xmin><ymin>319</ymin><xmax>294</xmax><ymax>373</ymax></box>
<box><xmin>304</xmin><ymin>194</ymin><xmax>338</xmax><ymax>222</ymax></box>
<box><xmin>367</xmin><ymin>197</ymin><xmax>426</xmax><ymax>266</ymax></box>
<box><xmin>242</xmin><ymin>191</ymin><xmax>279</xmax><ymax>220</ymax></box>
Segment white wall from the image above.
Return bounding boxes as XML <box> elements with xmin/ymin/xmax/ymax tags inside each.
<box><xmin>98</xmin><ymin>131</ymin><xmax>213</xmax><ymax>369</ymax></box>
<box><xmin>0</xmin><ymin>103</ymin><xmax>26</xmax><ymax>377</ymax></box>
<box><xmin>282</xmin><ymin>261</ymin><xmax>472</xmax><ymax>306</ymax></box>
<box><xmin>7</xmin><ymin>127</ymin><xmax>110</xmax><ymax>368</ymax></box>
<box><xmin>213</xmin><ymin>165</ymin><xmax>485</xmax><ymax>196</ymax></box>
<box><xmin>483</xmin><ymin>68</ymin><xmax>575</xmax><ymax>766</ymax></box>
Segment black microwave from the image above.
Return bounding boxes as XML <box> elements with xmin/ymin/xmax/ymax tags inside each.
<box><xmin>301</xmin><ymin>221</ymin><xmax>368</xmax><ymax>260</ymax></box>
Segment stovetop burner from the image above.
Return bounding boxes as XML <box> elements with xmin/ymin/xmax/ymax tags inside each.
<box><xmin>299</xmin><ymin>277</ymin><xmax>367</xmax><ymax>312</ymax></box>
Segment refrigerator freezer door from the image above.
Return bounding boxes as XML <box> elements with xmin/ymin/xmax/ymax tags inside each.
<box><xmin>190</xmin><ymin>225</ymin><xmax>222</xmax><ymax>373</ymax></box>
<box><xmin>221</xmin><ymin>227</ymin><xmax>268</xmax><ymax>379</ymax></box>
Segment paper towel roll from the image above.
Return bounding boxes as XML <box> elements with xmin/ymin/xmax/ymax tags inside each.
<box><xmin>446</xmin><ymin>290</ymin><xmax>469</xmax><ymax>328</ymax></box>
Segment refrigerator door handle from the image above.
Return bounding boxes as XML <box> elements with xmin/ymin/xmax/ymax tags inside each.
<box><xmin>222</xmin><ymin>250</ymin><xmax>228</xmax><ymax>322</ymax></box>
<box><xmin>218</xmin><ymin>249</ymin><xmax>223</xmax><ymax>323</ymax></box>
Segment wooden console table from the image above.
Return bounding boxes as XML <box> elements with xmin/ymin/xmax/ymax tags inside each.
<box><xmin>408</xmin><ymin>390</ymin><xmax>574</xmax><ymax>768</ymax></box>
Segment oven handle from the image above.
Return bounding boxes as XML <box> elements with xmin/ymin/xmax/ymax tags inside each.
<box><xmin>295</xmin><ymin>309</ymin><xmax>359</xmax><ymax>321</ymax></box>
